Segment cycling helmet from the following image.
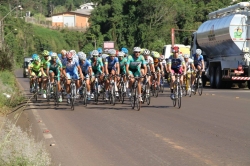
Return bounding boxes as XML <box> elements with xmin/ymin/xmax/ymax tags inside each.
<box><xmin>196</xmin><ymin>49</ymin><xmax>202</xmax><ymax>55</ymax></box>
<box><xmin>61</xmin><ymin>49</ymin><xmax>66</xmax><ymax>55</ymax></box>
<box><xmin>78</xmin><ymin>52</ymin><xmax>87</xmax><ymax>60</ymax></box>
<box><xmin>97</xmin><ymin>47</ymin><xmax>103</xmax><ymax>54</ymax></box>
<box><xmin>32</xmin><ymin>54</ymin><xmax>38</xmax><ymax>60</ymax></box>
<box><xmin>133</xmin><ymin>47</ymin><xmax>141</xmax><ymax>52</ymax></box>
<box><xmin>66</xmin><ymin>52</ymin><xmax>73</xmax><ymax>59</ymax></box>
<box><xmin>151</xmin><ymin>51</ymin><xmax>160</xmax><ymax>58</ymax></box>
<box><xmin>42</xmin><ymin>50</ymin><xmax>49</xmax><ymax>56</ymax></box>
<box><xmin>91</xmin><ymin>50</ymin><xmax>99</xmax><ymax>56</ymax></box>
<box><xmin>58</xmin><ymin>53</ymin><xmax>62</xmax><ymax>59</ymax></box>
<box><xmin>109</xmin><ymin>49</ymin><xmax>116</xmax><ymax>56</ymax></box>
<box><xmin>143</xmin><ymin>49</ymin><xmax>150</xmax><ymax>55</ymax></box>
<box><xmin>118</xmin><ymin>51</ymin><xmax>125</xmax><ymax>57</ymax></box>
<box><xmin>102</xmin><ymin>54</ymin><xmax>109</xmax><ymax>59</ymax></box>
<box><xmin>172</xmin><ymin>46</ymin><xmax>179</xmax><ymax>53</ymax></box>
<box><xmin>49</xmin><ymin>51</ymin><xmax>53</xmax><ymax>56</ymax></box>
<box><xmin>121</xmin><ymin>47</ymin><xmax>128</xmax><ymax>54</ymax></box>
<box><xmin>33</xmin><ymin>55</ymin><xmax>40</xmax><ymax>61</ymax></box>
<box><xmin>160</xmin><ymin>55</ymin><xmax>165</xmax><ymax>60</ymax></box>
<box><xmin>51</xmin><ymin>52</ymin><xmax>57</xmax><ymax>58</ymax></box>
<box><xmin>140</xmin><ymin>48</ymin><xmax>146</xmax><ymax>54</ymax></box>
<box><xmin>70</xmin><ymin>50</ymin><xmax>77</xmax><ymax>56</ymax></box>
<box><xmin>184</xmin><ymin>54</ymin><xmax>189</xmax><ymax>58</ymax></box>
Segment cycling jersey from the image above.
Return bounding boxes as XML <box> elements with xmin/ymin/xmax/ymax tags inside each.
<box><xmin>119</xmin><ymin>58</ymin><xmax>127</xmax><ymax>74</ymax></box>
<box><xmin>185</xmin><ymin>58</ymin><xmax>193</xmax><ymax>72</ymax></box>
<box><xmin>29</xmin><ymin>61</ymin><xmax>42</xmax><ymax>77</ymax></box>
<box><xmin>153</xmin><ymin>58</ymin><xmax>160</xmax><ymax>67</ymax></box>
<box><xmin>105</xmin><ymin>56</ymin><xmax>119</xmax><ymax>71</ymax></box>
<box><xmin>62</xmin><ymin>59</ymin><xmax>80</xmax><ymax>79</ymax></box>
<box><xmin>40</xmin><ymin>56</ymin><xmax>51</xmax><ymax>70</ymax></box>
<box><xmin>79</xmin><ymin>59</ymin><xmax>91</xmax><ymax>76</ymax></box>
<box><xmin>89</xmin><ymin>57</ymin><xmax>103</xmax><ymax>75</ymax></box>
<box><xmin>192</xmin><ymin>54</ymin><xmax>203</xmax><ymax>66</ymax></box>
<box><xmin>144</xmin><ymin>56</ymin><xmax>153</xmax><ymax>66</ymax></box>
<box><xmin>167</xmin><ymin>55</ymin><xmax>185</xmax><ymax>69</ymax></box>
<box><xmin>47</xmin><ymin>59</ymin><xmax>62</xmax><ymax>80</ymax></box>
<box><xmin>127</xmin><ymin>54</ymin><xmax>146</xmax><ymax>76</ymax></box>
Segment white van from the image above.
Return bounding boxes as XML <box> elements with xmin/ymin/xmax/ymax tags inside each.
<box><xmin>162</xmin><ymin>44</ymin><xmax>190</xmax><ymax>59</ymax></box>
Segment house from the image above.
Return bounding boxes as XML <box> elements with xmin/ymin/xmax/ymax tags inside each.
<box><xmin>51</xmin><ymin>9</ymin><xmax>92</xmax><ymax>28</ymax></box>
<box><xmin>80</xmin><ymin>2</ymin><xmax>96</xmax><ymax>9</ymax></box>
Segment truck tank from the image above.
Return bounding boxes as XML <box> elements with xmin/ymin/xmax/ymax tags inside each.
<box><xmin>196</xmin><ymin>14</ymin><xmax>247</xmax><ymax>58</ymax></box>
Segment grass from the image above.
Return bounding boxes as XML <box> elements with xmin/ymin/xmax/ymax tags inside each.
<box><xmin>0</xmin><ymin>120</ymin><xmax>51</xmax><ymax>166</ymax></box>
<box><xmin>0</xmin><ymin>70</ymin><xmax>26</xmax><ymax>115</ymax></box>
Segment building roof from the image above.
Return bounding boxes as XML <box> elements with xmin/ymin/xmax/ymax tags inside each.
<box><xmin>52</xmin><ymin>9</ymin><xmax>93</xmax><ymax>17</ymax></box>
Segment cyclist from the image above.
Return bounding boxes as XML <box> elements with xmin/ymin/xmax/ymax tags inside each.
<box><xmin>89</xmin><ymin>50</ymin><xmax>104</xmax><ymax>99</ymax></box>
<box><xmin>167</xmin><ymin>46</ymin><xmax>186</xmax><ymax>100</ymax></box>
<box><xmin>142</xmin><ymin>49</ymin><xmax>154</xmax><ymax>86</ymax></box>
<box><xmin>121</xmin><ymin>47</ymin><xmax>129</xmax><ymax>57</ymax></box>
<box><xmin>46</xmin><ymin>52</ymin><xmax>63</xmax><ymax>102</ymax></box>
<box><xmin>126</xmin><ymin>47</ymin><xmax>146</xmax><ymax>101</ymax></box>
<box><xmin>62</xmin><ymin>52</ymin><xmax>83</xmax><ymax>104</ymax></box>
<box><xmin>70</xmin><ymin>50</ymin><xmax>79</xmax><ymax>64</ymax></box>
<box><xmin>97</xmin><ymin>47</ymin><xmax>103</xmax><ymax>57</ymax></box>
<box><xmin>117</xmin><ymin>51</ymin><xmax>127</xmax><ymax>94</ymax></box>
<box><xmin>78</xmin><ymin>52</ymin><xmax>92</xmax><ymax>100</ymax></box>
<box><xmin>60</xmin><ymin>49</ymin><xmax>67</xmax><ymax>64</ymax></box>
<box><xmin>192</xmin><ymin>49</ymin><xmax>205</xmax><ymax>85</ymax></box>
<box><xmin>28</xmin><ymin>54</ymin><xmax>42</xmax><ymax>93</ymax></box>
<box><xmin>183</xmin><ymin>54</ymin><xmax>195</xmax><ymax>92</ymax></box>
<box><xmin>151</xmin><ymin>51</ymin><xmax>163</xmax><ymax>86</ymax></box>
<box><xmin>40</xmin><ymin>50</ymin><xmax>51</xmax><ymax>98</ymax></box>
<box><xmin>104</xmin><ymin>49</ymin><xmax>120</xmax><ymax>99</ymax></box>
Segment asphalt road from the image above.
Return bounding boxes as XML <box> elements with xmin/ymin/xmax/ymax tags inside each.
<box><xmin>15</xmin><ymin>70</ymin><xmax>250</xmax><ymax>166</ymax></box>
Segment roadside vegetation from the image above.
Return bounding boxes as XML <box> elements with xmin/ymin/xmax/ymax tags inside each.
<box><xmin>0</xmin><ymin>120</ymin><xmax>51</xmax><ymax>166</ymax></box>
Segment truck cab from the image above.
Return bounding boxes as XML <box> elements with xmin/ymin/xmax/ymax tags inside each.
<box><xmin>23</xmin><ymin>57</ymin><xmax>33</xmax><ymax>78</ymax></box>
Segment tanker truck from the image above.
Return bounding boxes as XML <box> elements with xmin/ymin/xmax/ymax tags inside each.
<box><xmin>190</xmin><ymin>2</ymin><xmax>250</xmax><ymax>89</ymax></box>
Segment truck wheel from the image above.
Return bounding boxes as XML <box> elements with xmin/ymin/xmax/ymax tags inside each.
<box><xmin>210</xmin><ymin>66</ymin><xmax>216</xmax><ymax>88</ymax></box>
<box><xmin>202</xmin><ymin>75</ymin><xmax>207</xmax><ymax>87</ymax></box>
<box><xmin>248</xmin><ymin>81</ymin><xmax>250</xmax><ymax>89</ymax></box>
<box><xmin>215</xmin><ymin>66</ymin><xmax>222</xmax><ymax>89</ymax></box>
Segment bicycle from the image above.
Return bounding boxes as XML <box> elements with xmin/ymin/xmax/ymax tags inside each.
<box><xmin>80</xmin><ymin>78</ymin><xmax>88</xmax><ymax>106</ymax></box>
<box><xmin>151</xmin><ymin>72</ymin><xmax>159</xmax><ymax>97</ymax></box>
<box><xmin>159</xmin><ymin>72</ymin><xmax>165</xmax><ymax>93</ymax></box>
<box><xmin>172</xmin><ymin>73</ymin><xmax>183</xmax><ymax>109</ymax></box>
<box><xmin>191</xmin><ymin>70</ymin><xmax>203</xmax><ymax>96</ymax></box>
<box><xmin>141</xmin><ymin>74</ymin><xmax>151</xmax><ymax>105</ymax></box>
<box><xmin>108</xmin><ymin>74</ymin><xmax>117</xmax><ymax>106</ymax></box>
<box><xmin>31</xmin><ymin>76</ymin><xmax>40</xmax><ymax>102</ymax></box>
<box><xmin>118</xmin><ymin>74</ymin><xmax>126</xmax><ymax>104</ymax></box>
<box><xmin>93</xmin><ymin>75</ymin><xmax>100</xmax><ymax>104</ymax></box>
<box><xmin>184</xmin><ymin>71</ymin><xmax>192</xmax><ymax>97</ymax></box>
<box><xmin>52</xmin><ymin>76</ymin><xmax>59</xmax><ymax>107</ymax></box>
<box><xmin>130</xmin><ymin>76</ymin><xmax>142</xmax><ymax>111</ymax></box>
<box><xmin>45</xmin><ymin>76</ymin><xmax>52</xmax><ymax>102</ymax></box>
<box><xmin>69</xmin><ymin>79</ymin><xmax>77</xmax><ymax>110</ymax></box>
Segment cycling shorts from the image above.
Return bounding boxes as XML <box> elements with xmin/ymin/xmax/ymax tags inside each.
<box><xmin>31</xmin><ymin>70</ymin><xmax>42</xmax><ymax>77</ymax></box>
<box><xmin>66</xmin><ymin>72</ymin><xmax>79</xmax><ymax>80</ymax></box>
<box><xmin>129</xmin><ymin>68</ymin><xmax>141</xmax><ymax>77</ymax></box>
<box><xmin>171</xmin><ymin>67</ymin><xmax>183</xmax><ymax>75</ymax></box>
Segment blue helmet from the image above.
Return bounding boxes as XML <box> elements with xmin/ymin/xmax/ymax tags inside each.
<box><xmin>57</xmin><ymin>53</ymin><xmax>62</xmax><ymax>59</ymax></box>
<box><xmin>97</xmin><ymin>47</ymin><xmax>103</xmax><ymax>54</ymax></box>
<box><xmin>121</xmin><ymin>47</ymin><xmax>128</xmax><ymax>54</ymax></box>
<box><xmin>32</xmin><ymin>54</ymin><xmax>38</xmax><ymax>60</ymax></box>
<box><xmin>49</xmin><ymin>51</ymin><xmax>53</xmax><ymax>56</ymax></box>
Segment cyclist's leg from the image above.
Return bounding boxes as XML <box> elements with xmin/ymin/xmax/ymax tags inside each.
<box><xmin>134</xmin><ymin>70</ymin><xmax>142</xmax><ymax>99</ymax></box>
<box><xmin>66</xmin><ymin>72</ymin><xmax>72</xmax><ymax>102</ymax></box>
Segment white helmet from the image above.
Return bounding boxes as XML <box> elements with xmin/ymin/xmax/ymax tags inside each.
<box><xmin>78</xmin><ymin>52</ymin><xmax>86</xmax><ymax>60</ymax></box>
<box><xmin>143</xmin><ymin>49</ymin><xmax>150</xmax><ymax>55</ymax></box>
<box><xmin>70</xmin><ymin>50</ymin><xmax>76</xmax><ymax>56</ymax></box>
<box><xmin>196</xmin><ymin>49</ymin><xmax>202</xmax><ymax>55</ymax></box>
<box><xmin>184</xmin><ymin>54</ymin><xmax>189</xmax><ymax>58</ymax></box>
<box><xmin>118</xmin><ymin>51</ymin><xmax>125</xmax><ymax>57</ymax></box>
<box><xmin>51</xmin><ymin>52</ymin><xmax>57</xmax><ymax>58</ymax></box>
<box><xmin>133</xmin><ymin>47</ymin><xmax>141</xmax><ymax>52</ymax></box>
<box><xmin>102</xmin><ymin>54</ymin><xmax>109</xmax><ymax>59</ymax></box>
<box><xmin>108</xmin><ymin>49</ymin><xmax>116</xmax><ymax>55</ymax></box>
<box><xmin>91</xmin><ymin>50</ymin><xmax>99</xmax><ymax>56</ymax></box>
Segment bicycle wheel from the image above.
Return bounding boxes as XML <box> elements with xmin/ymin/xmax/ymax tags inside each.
<box><xmin>34</xmin><ymin>82</ymin><xmax>38</xmax><ymax>102</ymax></box>
<box><xmin>82</xmin><ymin>85</ymin><xmax>87</xmax><ymax>106</ymax></box>
<box><xmin>151</xmin><ymin>83</ymin><xmax>155</xmax><ymax>97</ymax></box>
<box><xmin>177</xmin><ymin>84</ymin><xmax>182</xmax><ymax>108</ymax></box>
<box><xmin>130</xmin><ymin>88</ymin><xmax>135</xmax><ymax>109</ymax></box>
<box><xmin>54</xmin><ymin>83</ymin><xmax>59</xmax><ymax>107</ymax></box>
<box><xmin>121</xmin><ymin>82</ymin><xmax>125</xmax><ymax>104</ymax></box>
<box><xmin>172</xmin><ymin>84</ymin><xmax>177</xmax><ymax>107</ymax></box>
<box><xmin>111</xmin><ymin>84</ymin><xmax>116</xmax><ymax>106</ymax></box>
<box><xmin>94</xmin><ymin>82</ymin><xmax>99</xmax><ymax>104</ymax></box>
<box><xmin>155</xmin><ymin>84</ymin><xmax>159</xmax><ymax>97</ymax></box>
<box><xmin>146</xmin><ymin>82</ymin><xmax>151</xmax><ymax>105</ymax></box>
<box><xmin>135</xmin><ymin>90</ymin><xmax>140</xmax><ymax>111</ymax></box>
<box><xmin>71</xmin><ymin>85</ymin><xmax>75</xmax><ymax>110</ymax></box>
<box><xmin>46</xmin><ymin>83</ymin><xmax>51</xmax><ymax>102</ymax></box>
<box><xmin>160</xmin><ymin>76</ymin><xmax>164</xmax><ymax>93</ymax></box>
<box><xmin>197</xmin><ymin>77</ymin><xmax>203</xmax><ymax>96</ymax></box>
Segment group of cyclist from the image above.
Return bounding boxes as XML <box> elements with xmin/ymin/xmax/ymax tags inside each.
<box><xmin>27</xmin><ymin>46</ymin><xmax>205</xmax><ymax>105</ymax></box>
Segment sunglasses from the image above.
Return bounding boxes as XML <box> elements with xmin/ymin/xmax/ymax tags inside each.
<box><xmin>93</xmin><ymin>55</ymin><xmax>98</xmax><ymax>57</ymax></box>
<box><xmin>110</xmin><ymin>55</ymin><xmax>115</xmax><ymax>57</ymax></box>
<box><xmin>134</xmin><ymin>51</ymin><xmax>140</xmax><ymax>53</ymax></box>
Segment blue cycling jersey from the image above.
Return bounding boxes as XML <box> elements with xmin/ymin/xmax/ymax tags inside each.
<box><xmin>167</xmin><ymin>55</ymin><xmax>185</xmax><ymax>69</ymax></box>
<box><xmin>192</xmin><ymin>54</ymin><xmax>203</xmax><ymax>65</ymax></box>
<box><xmin>79</xmin><ymin>59</ymin><xmax>91</xmax><ymax>74</ymax></box>
<box><xmin>105</xmin><ymin>57</ymin><xmax>118</xmax><ymax>69</ymax></box>
<box><xmin>62</xmin><ymin>59</ymin><xmax>79</xmax><ymax>73</ymax></box>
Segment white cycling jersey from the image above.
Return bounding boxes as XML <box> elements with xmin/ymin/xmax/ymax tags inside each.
<box><xmin>144</xmin><ymin>56</ymin><xmax>153</xmax><ymax>66</ymax></box>
<box><xmin>185</xmin><ymin>58</ymin><xmax>193</xmax><ymax>72</ymax></box>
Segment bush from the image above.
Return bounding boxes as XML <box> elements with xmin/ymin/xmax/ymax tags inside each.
<box><xmin>0</xmin><ymin>121</ymin><xmax>51</xmax><ymax>166</ymax></box>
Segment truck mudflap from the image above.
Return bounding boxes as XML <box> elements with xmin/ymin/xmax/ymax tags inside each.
<box><xmin>231</xmin><ymin>77</ymin><xmax>250</xmax><ymax>80</ymax></box>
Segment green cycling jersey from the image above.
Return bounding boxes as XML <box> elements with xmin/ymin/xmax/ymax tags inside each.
<box><xmin>89</xmin><ymin>57</ymin><xmax>103</xmax><ymax>74</ymax></box>
<box><xmin>119</xmin><ymin>57</ymin><xmax>127</xmax><ymax>74</ymax></box>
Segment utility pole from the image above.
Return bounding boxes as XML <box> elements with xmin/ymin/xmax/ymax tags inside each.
<box><xmin>0</xmin><ymin>21</ymin><xmax>3</xmax><ymax>50</ymax></box>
